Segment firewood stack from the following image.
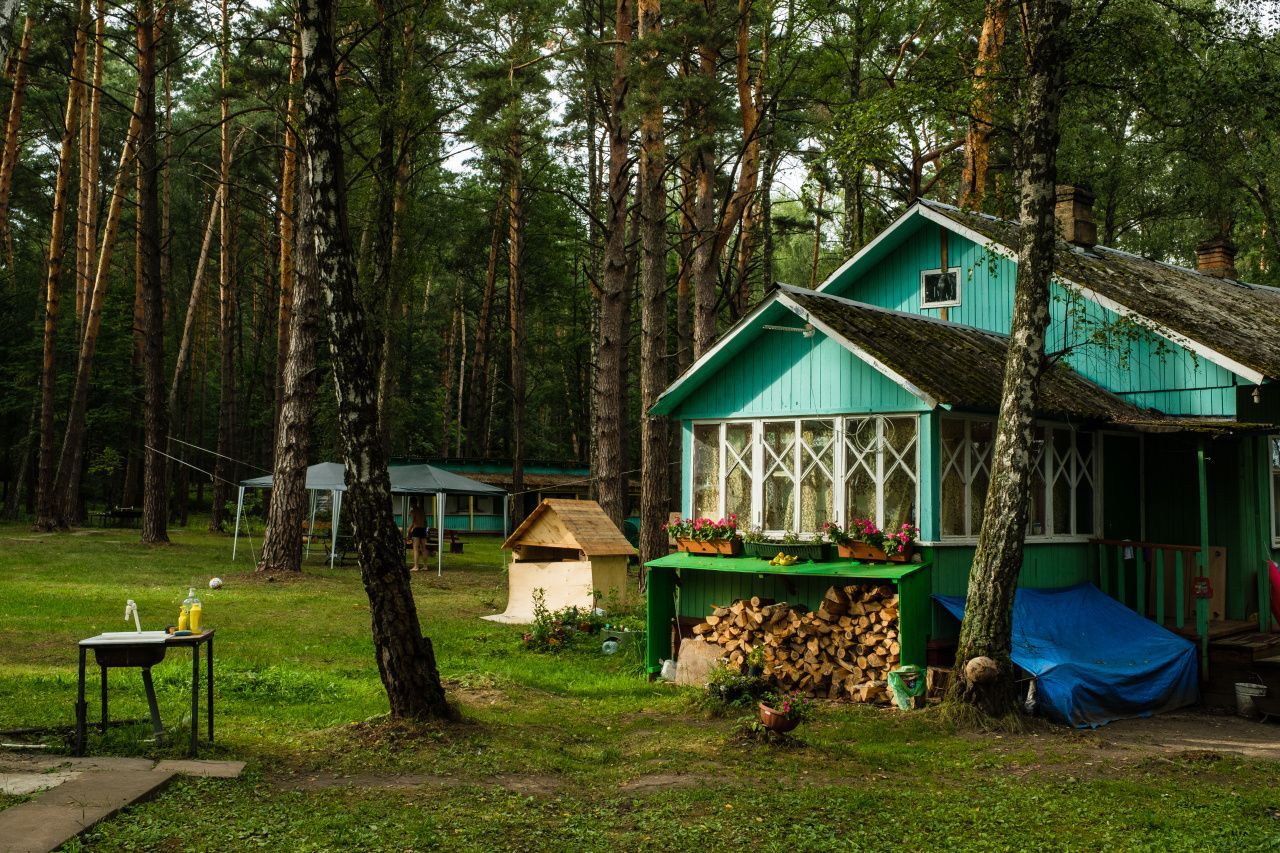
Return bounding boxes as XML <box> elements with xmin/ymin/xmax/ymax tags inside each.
<box><xmin>691</xmin><ymin>584</ymin><xmax>901</xmax><ymax>704</ymax></box>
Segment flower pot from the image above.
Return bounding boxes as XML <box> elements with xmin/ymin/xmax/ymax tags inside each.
<box><xmin>838</xmin><ymin>542</ymin><xmax>912</xmax><ymax>563</ymax></box>
<box><xmin>758</xmin><ymin>702</ymin><xmax>800</xmax><ymax>733</ymax></box>
<box><xmin>742</xmin><ymin>541</ymin><xmax>831</xmax><ymax>562</ymax></box>
<box><xmin>676</xmin><ymin>537</ymin><xmax>743</xmax><ymax>556</ymax></box>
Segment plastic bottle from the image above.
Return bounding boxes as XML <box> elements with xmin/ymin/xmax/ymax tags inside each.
<box><xmin>186</xmin><ymin>588</ymin><xmax>203</xmax><ymax>633</ymax></box>
<box><xmin>177</xmin><ymin>593</ymin><xmax>190</xmax><ymax>631</ymax></box>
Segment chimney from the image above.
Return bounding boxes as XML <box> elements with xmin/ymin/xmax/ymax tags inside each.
<box><xmin>1055</xmin><ymin>184</ymin><xmax>1097</xmax><ymax>248</ymax></box>
<box><xmin>1195</xmin><ymin>236</ymin><xmax>1237</xmax><ymax>280</ymax></box>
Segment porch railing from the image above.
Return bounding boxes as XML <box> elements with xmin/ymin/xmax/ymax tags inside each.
<box><xmin>1091</xmin><ymin>539</ymin><xmax>1203</xmax><ymax>630</ymax></box>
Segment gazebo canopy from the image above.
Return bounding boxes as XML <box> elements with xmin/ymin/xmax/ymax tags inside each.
<box><xmin>234</xmin><ymin>461</ymin><xmax>507</xmax><ymax>572</ymax></box>
<box><xmin>240</xmin><ymin>462</ymin><xmax>505</xmax><ymax>497</ymax></box>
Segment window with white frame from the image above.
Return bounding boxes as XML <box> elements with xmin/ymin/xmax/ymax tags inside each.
<box><xmin>921</xmin><ymin>266</ymin><xmax>961</xmax><ymax>308</ymax></box>
<box><xmin>1271</xmin><ymin>437</ymin><xmax>1280</xmax><ymax>545</ymax></box>
<box><xmin>940</xmin><ymin>415</ymin><xmax>1095</xmax><ymax>539</ymax></box>
<box><xmin>690</xmin><ymin>416</ymin><xmax>918</xmax><ymax>534</ymax></box>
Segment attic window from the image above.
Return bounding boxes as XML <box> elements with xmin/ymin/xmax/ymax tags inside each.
<box><xmin>921</xmin><ymin>267</ymin><xmax>961</xmax><ymax>309</ymax></box>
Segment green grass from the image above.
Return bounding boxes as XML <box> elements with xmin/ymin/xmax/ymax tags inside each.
<box><xmin>1</xmin><ymin>521</ymin><xmax>1278</xmax><ymax>851</ymax></box>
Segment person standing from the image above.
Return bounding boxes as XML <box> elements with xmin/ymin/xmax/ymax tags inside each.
<box><xmin>409</xmin><ymin>497</ymin><xmax>427</xmax><ymax>572</ymax></box>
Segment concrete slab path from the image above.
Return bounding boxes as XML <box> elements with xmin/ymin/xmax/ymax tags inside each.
<box><xmin>0</xmin><ymin>753</ymin><xmax>244</xmax><ymax>853</ymax></box>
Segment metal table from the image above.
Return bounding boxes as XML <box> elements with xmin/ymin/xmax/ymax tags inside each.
<box><xmin>75</xmin><ymin>629</ymin><xmax>215</xmax><ymax>757</ymax></box>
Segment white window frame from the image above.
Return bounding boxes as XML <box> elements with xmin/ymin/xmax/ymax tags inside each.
<box><xmin>690</xmin><ymin>415</ymin><xmax>920</xmax><ymax>536</ymax></box>
<box><xmin>939</xmin><ymin>414</ymin><xmax>1099</xmax><ymax>544</ymax></box>
<box><xmin>1270</xmin><ymin>436</ymin><xmax>1280</xmax><ymax>548</ymax></box>
<box><xmin>920</xmin><ymin>266</ymin><xmax>962</xmax><ymax>309</ymax></box>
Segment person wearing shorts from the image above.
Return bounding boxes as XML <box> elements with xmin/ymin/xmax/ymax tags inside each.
<box><xmin>409</xmin><ymin>497</ymin><xmax>427</xmax><ymax>571</ymax></box>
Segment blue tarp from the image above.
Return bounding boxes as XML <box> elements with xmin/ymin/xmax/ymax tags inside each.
<box><xmin>935</xmin><ymin>583</ymin><xmax>1199</xmax><ymax>728</ymax></box>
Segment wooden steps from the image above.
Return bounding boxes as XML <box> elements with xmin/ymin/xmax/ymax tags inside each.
<box><xmin>1208</xmin><ymin>631</ymin><xmax>1280</xmax><ymax>666</ymax></box>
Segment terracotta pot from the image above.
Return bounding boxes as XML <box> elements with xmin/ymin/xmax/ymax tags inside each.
<box><xmin>758</xmin><ymin>702</ymin><xmax>800</xmax><ymax>733</ymax></box>
<box><xmin>677</xmin><ymin>537</ymin><xmax>743</xmax><ymax>557</ymax></box>
<box><xmin>838</xmin><ymin>542</ymin><xmax>912</xmax><ymax>563</ymax></box>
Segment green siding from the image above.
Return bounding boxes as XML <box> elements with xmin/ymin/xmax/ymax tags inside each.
<box><xmin>823</xmin><ymin>220</ymin><xmax>1240</xmax><ymax>417</ymax></box>
<box><xmin>670</xmin><ymin>322</ymin><xmax>928</xmax><ymax>420</ymax></box>
<box><xmin>826</xmin><ymin>222</ymin><xmax>1018</xmax><ymax>331</ymax></box>
<box><xmin>1052</xmin><ymin>293</ymin><xmax>1238</xmax><ymax>417</ymax></box>
<box><xmin>928</xmin><ymin>543</ymin><xmax>1095</xmax><ymax>637</ymax></box>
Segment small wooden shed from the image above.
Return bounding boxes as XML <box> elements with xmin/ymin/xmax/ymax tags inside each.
<box><xmin>485</xmin><ymin>499</ymin><xmax>636</xmax><ymax>624</ymax></box>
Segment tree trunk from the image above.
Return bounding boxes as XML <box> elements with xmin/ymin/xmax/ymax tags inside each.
<box><xmin>210</xmin><ymin>0</ymin><xmax>235</xmax><ymax>532</ymax></box>
<box><xmin>0</xmin><ymin>15</ymin><xmax>31</xmax><ymax>260</ymax></box>
<box><xmin>275</xmin><ymin>27</ymin><xmax>301</xmax><ymax>431</ymax></box>
<box><xmin>675</xmin><ymin>148</ymin><xmax>694</xmax><ymax>372</ymax></box>
<box><xmin>690</xmin><ymin>21</ymin><xmax>718</xmax><ymax>358</ymax></box>
<box><xmin>168</xmin><ymin>192</ymin><xmax>218</xmax><ymax>412</ymax></box>
<box><xmin>0</xmin><ymin>0</ymin><xmax>22</xmax><ymax>83</ymax></box>
<box><xmin>137</xmin><ymin>0</ymin><xmax>167</xmax><ymax>544</ymax></box>
<box><xmin>507</xmin><ymin>132</ymin><xmax>526</xmax><ymax>523</ymax></box>
<box><xmin>53</xmin><ymin>79</ymin><xmax>147</xmax><ymax>527</ymax></box>
<box><xmin>726</xmin><ymin>0</ymin><xmax>764</xmax><ymax>316</ymax></box>
<box><xmin>947</xmin><ymin>0</ymin><xmax>1071</xmax><ymax>717</ymax></box>
<box><xmin>34</xmin><ymin>0</ymin><xmax>90</xmax><ymax>532</ymax></box>
<box><xmin>593</xmin><ymin>0</ymin><xmax>632</xmax><ymax>531</ymax></box>
<box><xmin>297</xmin><ymin>0</ymin><xmax>451</xmax><ymax>720</ymax></box>
<box><xmin>637</xmin><ymin>0</ymin><xmax>668</xmax><ymax>573</ymax></box>
<box><xmin>372</xmin><ymin>0</ymin><xmax>400</xmax><ymax>453</ymax></box>
<box><xmin>959</xmin><ymin>0</ymin><xmax>1009</xmax><ymax>211</ymax></box>
<box><xmin>258</xmin><ymin>159</ymin><xmax>319</xmax><ymax>573</ymax></box>
<box><xmin>464</xmin><ymin>196</ymin><xmax>503</xmax><ymax>455</ymax></box>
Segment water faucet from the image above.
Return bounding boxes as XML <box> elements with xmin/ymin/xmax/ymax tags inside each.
<box><xmin>124</xmin><ymin>599</ymin><xmax>141</xmax><ymax>633</ymax></box>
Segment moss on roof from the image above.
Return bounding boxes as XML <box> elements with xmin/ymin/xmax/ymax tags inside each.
<box><xmin>780</xmin><ymin>286</ymin><xmax>1152</xmax><ymax>423</ymax></box>
<box><xmin>921</xmin><ymin>199</ymin><xmax>1280</xmax><ymax>380</ymax></box>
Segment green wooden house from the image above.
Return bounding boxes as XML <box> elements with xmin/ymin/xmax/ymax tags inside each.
<box><xmin>644</xmin><ymin>188</ymin><xmax>1280</xmax><ymax>677</ymax></box>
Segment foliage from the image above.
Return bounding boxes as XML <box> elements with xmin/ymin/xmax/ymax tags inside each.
<box><xmin>701</xmin><ymin>665</ymin><xmax>773</xmax><ymax>716</ymax></box>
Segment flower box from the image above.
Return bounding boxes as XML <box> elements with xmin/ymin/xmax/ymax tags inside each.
<box><xmin>743</xmin><ymin>540</ymin><xmax>831</xmax><ymax>562</ymax></box>
<box><xmin>676</xmin><ymin>537</ymin><xmax>743</xmax><ymax>557</ymax></box>
<box><xmin>837</xmin><ymin>542</ymin><xmax>913</xmax><ymax>563</ymax></box>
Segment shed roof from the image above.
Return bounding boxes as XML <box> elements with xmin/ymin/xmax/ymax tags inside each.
<box><xmin>502</xmin><ymin>499</ymin><xmax>636</xmax><ymax>557</ymax></box>
<box><xmin>778</xmin><ymin>285</ymin><xmax>1149</xmax><ymax>423</ymax></box>
<box><xmin>919</xmin><ymin>200</ymin><xmax>1280</xmax><ymax>382</ymax></box>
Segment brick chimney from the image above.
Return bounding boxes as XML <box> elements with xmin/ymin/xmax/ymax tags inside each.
<box><xmin>1195</xmin><ymin>236</ymin><xmax>1237</xmax><ymax>279</ymax></box>
<box><xmin>1055</xmin><ymin>185</ymin><xmax>1097</xmax><ymax>248</ymax></box>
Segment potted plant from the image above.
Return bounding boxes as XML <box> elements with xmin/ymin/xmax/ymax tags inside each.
<box><xmin>741</xmin><ymin>528</ymin><xmax>831</xmax><ymax>562</ymax></box>
<box><xmin>745</xmin><ymin>645</ymin><xmax>765</xmax><ymax>678</ymax></box>
<box><xmin>758</xmin><ymin>690</ymin><xmax>812</xmax><ymax>733</ymax></box>
<box><xmin>665</xmin><ymin>515</ymin><xmax>743</xmax><ymax>556</ymax></box>
<box><xmin>827</xmin><ymin>518</ymin><xmax>918</xmax><ymax>563</ymax></box>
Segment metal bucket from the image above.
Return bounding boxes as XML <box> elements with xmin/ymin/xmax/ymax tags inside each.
<box><xmin>1235</xmin><ymin>682</ymin><xmax>1268</xmax><ymax>718</ymax></box>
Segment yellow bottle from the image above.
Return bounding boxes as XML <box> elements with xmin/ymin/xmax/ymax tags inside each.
<box><xmin>188</xmin><ymin>588</ymin><xmax>203</xmax><ymax>633</ymax></box>
<box><xmin>177</xmin><ymin>602</ymin><xmax>189</xmax><ymax>631</ymax></box>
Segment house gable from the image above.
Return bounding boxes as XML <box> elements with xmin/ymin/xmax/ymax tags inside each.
<box><xmin>666</xmin><ymin>316</ymin><xmax>930</xmax><ymax>420</ymax></box>
<box><xmin>816</xmin><ymin>204</ymin><xmax>1250</xmax><ymax>417</ymax></box>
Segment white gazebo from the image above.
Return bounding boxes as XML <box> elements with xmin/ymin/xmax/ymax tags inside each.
<box><xmin>235</xmin><ymin>462</ymin><xmax>508</xmax><ymax>574</ymax></box>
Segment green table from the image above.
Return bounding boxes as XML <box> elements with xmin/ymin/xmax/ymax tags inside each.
<box><xmin>644</xmin><ymin>552</ymin><xmax>931</xmax><ymax>676</ymax></box>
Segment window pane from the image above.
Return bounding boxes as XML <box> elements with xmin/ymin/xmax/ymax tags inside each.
<box><xmin>763</xmin><ymin>421</ymin><xmax>796</xmax><ymax>531</ymax></box>
<box><xmin>940</xmin><ymin>419</ymin><xmax>966</xmax><ymax>536</ymax></box>
<box><xmin>724</xmin><ymin>423</ymin><xmax>753</xmax><ymax>522</ymax></box>
<box><xmin>1051</xmin><ymin>428</ymin><xmax>1072</xmax><ymax>534</ymax></box>
<box><xmin>1074</xmin><ymin>432</ymin><xmax>1095</xmax><ymax>535</ymax></box>
<box><xmin>799</xmin><ymin>420</ymin><xmax>834</xmax><ymax>532</ymax></box>
<box><xmin>1028</xmin><ymin>430</ymin><xmax>1047</xmax><ymax>536</ymax></box>
<box><xmin>693</xmin><ymin>424</ymin><xmax>720</xmax><ymax>519</ymax></box>
<box><xmin>968</xmin><ymin>420</ymin><xmax>995</xmax><ymax>535</ymax></box>
<box><xmin>924</xmin><ymin>270</ymin><xmax>958</xmax><ymax>304</ymax></box>
<box><xmin>882</xmin><ymin>417</ymin><xmax>918</xmax><ymax>529</ymax></box>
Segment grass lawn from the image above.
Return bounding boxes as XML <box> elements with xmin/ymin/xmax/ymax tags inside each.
<box><xmin>1</xmin><ymin>521</ymin><xmax>1278</xmax><ymax>851</ymax></box>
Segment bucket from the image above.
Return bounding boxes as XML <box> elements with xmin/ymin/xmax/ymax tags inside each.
<box><xmin>1235</xmin><ymin>682</ymin><xmax>1267</xmax><ymax>718</ymax></box>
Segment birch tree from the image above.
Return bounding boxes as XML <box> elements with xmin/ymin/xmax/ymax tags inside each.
<box><xmin>948</xmin><ymin>0</ymin><xmax>1072</xmax><ymax>717</ymax></box>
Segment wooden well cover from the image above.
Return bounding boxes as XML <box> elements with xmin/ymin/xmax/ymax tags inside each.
<box><xmin>501</xmin><ymin>499</ymin><xmax>636</xmax><ymax>558</ymax></box>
